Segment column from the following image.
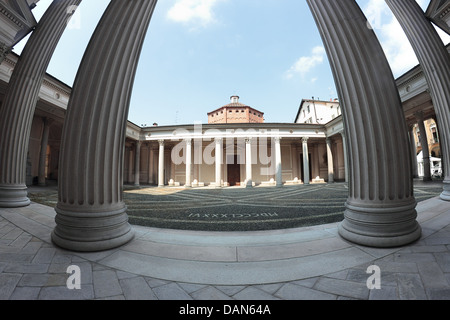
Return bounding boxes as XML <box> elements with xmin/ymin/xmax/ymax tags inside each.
<box><xmin>215</xmin><ymin>138</ymin><xmax>223</xmax><ymax>188</ymax></box>
<box><xmin>158</xmin><ymin>140</ymin><xmax>165</xmax><ymax>187</ymax></box>
<box><xmin>38</xmin><ymin>118</ymin><xmax>52</xmax><ymax>186</ymax></box>
<box><xmin>0</xmin><ymin>0</ymin><xmax>82</xmax><ymax>208</ymax></box>
<box><xmin>415</xmin><ymin>112</ymin><xmax>432</xmax><ymax>181</ymax></box>
<box><xmin>245</xmin><ymin>138</ymin><xmax>253</xmax><ymax>187</ymax></box>
<box><xmin>302</xmin><ymin>137</ymin><xmax>310</xmax><ymax>185</ymax></box>
<box><xmin>386</xmin><ymin>0</ymin><xmax>450</xmax><ymax>200</ymax></box>
<box><xmin>340</xmin><ymin>131</ymin><xmax>349</xmax><ymax>183</ymax></box>
<box><xmin>326</xmin><ymin>138</ymin><xmax>334</xmax><ymax>183</ymax></box>
<box><xmin>185</xmin><ymin>139</ymin><xmax>192</xmax><ymax>187</ymax></box>
<box><xmin>307</xmin><ymin>0</ymin><xmax>420</xmax><ymax>247</ymax></box>
<box><xmin>409</xmin><ymin>125</ymin><xmax>419</xmax><ymax>178</ymax></box>
<box><xmin>134</xmin><ymin>141</ymin><xmax>141</xmax><ymax>186</ymax></box>
<box><xmin>274</xmin><ymin>137</ymin><xmax>283</xmax><ymax>187</ymax></box>
<box><xmin>52</xmin><ymin>0</ymin><xmax>157</xmax><ymax>252</ymax></box>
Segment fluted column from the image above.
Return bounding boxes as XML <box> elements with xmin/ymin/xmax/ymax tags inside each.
<box><xmin>245</xmin><ymin>138</ymin><xmax>253</xmax><ymax>188</ymax></box>
<box><xmin>38</xmin><ymin>118</ymin><xmax>53</xmax><ymax>186</ymax></box>
<box><xmin>326</xmin><ymin>138</ymin><xmax>334</xmax><ymax>183</ymax></box>
<box><xmin>385</xmin><ymin>0</ymin><xmax>450</xmax><ymax>201</ymax></box>
<box><xmin>0</xmin><ymin>0</ymin><xmax>82</xmax><ymax>208</ymax></box>
<box><xmin>340</xmin><ymin>131</ymin><xmax>349</xmax><ymax>183</ymax></box>
<box><xmin>274</xmin><ymin>137</ymin><xmax>282</xmax><ymax>187</ymax></box>
<box><xmin>134</xmin><ymin>141</ymin><xmax>141</xmax><ymax>187</ymax></box>
<box><xmin>307</xmin><ymin>0</ymin><xmax>420</xmax><ymax>247</ymax></box>
<box><xmin>158</xmin><ymin>140</ymin><xmax>165</xmax><ymax>187</ymax></box>
<box><xmin>185</xmin><ymin>139</ymin><xmax>192</xmax><ymax>187</ymax></box>
<box><xmin>415</xmin><ymin>112</ymin><xmax>432</xmax><ymax>181</ymax></box>
<box><xmin>52</xmin><ymin>0</ymin><xmax>157</xmax><ymax>252</ymax></box>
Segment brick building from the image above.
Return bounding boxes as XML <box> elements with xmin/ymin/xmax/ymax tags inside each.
<box><xmin>208</xmin><ymin>96</ymin><xmax>264</xmax><ymax>124</ymax></box>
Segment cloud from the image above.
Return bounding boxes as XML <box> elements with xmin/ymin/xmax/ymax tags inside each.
<box><xmin>285</xmin><ymin>46</ymin><xmax>325</xmax><ymax>80</ymax></box>
<box><xmin>363</xmin><ymin>0</ymin><xmax>450</xmax><ymax>77</ymax></box>
<box><xmin>167</xmin><ymin>0</ymin><xmax>223</xmax><ymax>28</ymax></box>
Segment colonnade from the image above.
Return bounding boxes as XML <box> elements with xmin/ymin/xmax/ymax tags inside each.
<box><xmin>0</xmin><ymin>0</ymin><xmax>448</xmax><ymax>252</ymax></box>
<box><xmin>128</xmin><ymin>135</ymin><xmax>327</xmax><ymax>188</ymax></box>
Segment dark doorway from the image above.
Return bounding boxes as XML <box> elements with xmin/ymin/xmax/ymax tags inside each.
<box><xmin>300</xmin><ymin>153</ymin><xmax>312</xmax><ymax>183</ymax></box>
<box><xmin>227</xmin><ymin>155</ymin><xmax>241</xmax><ymax>186</ymax></box>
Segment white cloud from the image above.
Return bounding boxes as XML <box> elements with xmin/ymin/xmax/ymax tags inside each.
<box><xmin>285</xmin><ymin>46</ymin><xmax>325</xmax><ymax>80</ymax></box>
<box><xmin>363</xmin><ymin>0</ymin><xmax>450</xmax><ymax>77</ymax></box>
<box><xmin>167</xmin><ymin>0</ymin><xmax>223</xmax><ymax>28</ymax></box>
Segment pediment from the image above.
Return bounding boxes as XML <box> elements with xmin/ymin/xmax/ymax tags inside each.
<box><xmin>426</xmin><ymin>0</ymin><xmax>450</xmax><ymax>35</ymax></box>
<box><xmin>0</xmin><ymin>0</ymin><xmax>37</xmax><ymax>47</ymax></box>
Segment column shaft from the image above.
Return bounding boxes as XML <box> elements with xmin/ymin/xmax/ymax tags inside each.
<box><xmin>326</xmin><ymin>138</ymin><xmax>334</xmax><ymax>183</ymax></box>
<box><xmin>302</xmin><ymin>138</ymin><xmax>310</xmax><ymax>185</ymax></box>
<box><xmin>307</xmin><ymin>0</ymin><xmax>420</xmax><ymax>247</ymax></box>
<box><xmin>416</xmin><ymin>113</ymin><xmax>432</xmax><ymax>181</ymax></box>
<box><xmin>52</xmin><ymin>0</ymin><xmax>157</xmax><ymax>252</ymax></box>
<box><xmin>38</xmin><ymin>118</ymin><xmax>52</xmax><ymax>186</ymax></box>
<box><xmin>245</xmin><ymin>138</ymin><xmax>253</xmax><ymax>187</ymax></box>
<box><xmin>185</xmin><ymin>139</ymin><xmax>192</xmax><ymax>187</ymax></box>
<box><xmin>215</xmin><ymin>138</ymin><xmax>223</xmax><ymax>187</ymax></box>
<box><xmin>385</xmin><ymin>0</ymin><xmax>450</xmax><ymax>200</ymax></box>
<box><xmin>409</xmin><ymin>126</ymin><xmax>419</xmax><ymax>178</ymax></box>
<box><xmin>275</xmin><ymin>137</ymin><xmax>282</xmax><ymax>187</ymax></box>
<box><xmin>0</xmin><ymin>0</ymin><xmax>82</xmax><ymax>207</ymax></box>
<box><xmin>158</xmin><ymin>140</ymin><xmax>165</xmax><ymax>187</ymax></box>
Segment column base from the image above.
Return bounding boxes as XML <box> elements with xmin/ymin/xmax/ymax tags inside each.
<box><xmin>338</xmin><ymin>199</ymin><xmax>422</xmax><ymax>248</ymax></box>
<box><xmin>0</xmin><ymin>184</ymin><xmax>31</xmax><ymax>208</ymax></box>
<box><xmin>441</xmin><ymin>180</ymin><xmax>450</xmax><ymax>201</ymax></box>
<box><xmin>52</xmin><ymin>202</ymin><xmax>134</xmax><ymax>252</ymax></box>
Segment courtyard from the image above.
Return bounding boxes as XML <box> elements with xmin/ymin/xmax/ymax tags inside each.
<box><xmin>28</xmin><ymin>180</ymin><xmax>444</xmax><ymax>232</ymax></box>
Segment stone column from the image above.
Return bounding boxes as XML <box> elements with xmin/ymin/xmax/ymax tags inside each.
<box><xmin>415</xmin><ymin>112</ymin><xmax>432</xmax><ymax>181</ymax></box>
<box><xmin>340</xmin><ymin>131</ymin><xmax>349</xmax><ymax>183</ymax></box>
<box><xmin>385</xmin><ymin>0</ymin><xmax>450</xmax><ymax>201</ymax></box>
<box><xmin>185</xmin><ymin>139</ymin><xmax>192</xmax><ymax>187</ymax></box>
<box><xmin>158</xmin><ymin>140</ymin><xmax>165</xmax><ymax>187</ymax></box>
<box><xmin>274</xmin><ymin>137</ymin><xmax>283</xmax><ymax>187</ymax></box>
<box><xmin>302</xmin><ymin>137</ymin><xmax>310</xmax><ymax>185</ymax></box>
<box><xmin>52</xmin><ymin>0</ymin><xmax>157</xmax><ymax>252</ymax></box>
<box><xmin>38</xmin><ymin>117</ymin><xmax>53</xmax><ymax>186</ymax></box>
<box><xmin>134</xmin><ymin>141</ymin><xmax>141</xmax><ymax>187</ymax></box>
<box><xmin>307</xmin><ymin>0</ymin><xmax>420</xmax><ymax>247</ymax></box>
<box><xmin>409</xmin><ymin>125</ymin><xmax>419</xmax><ymax>179</ymax></box>
<box><xmin>0</xmin><ymin>0</ymin><xmax>82</xmax><ymax>208</ymax></box>
<box><xmin>215</xmin><ymin>138</ymin><xmax>223</xmax><ymax>188</ymax></box>
<box><xmin>326</xmin><ymin>138</ymin><xmax>334</xmax><ymax>183</ymax></box>
<box><xmin>245</xmin><ymin>138</ymin><xmax>253</xmax><ymax>187</ymax></box>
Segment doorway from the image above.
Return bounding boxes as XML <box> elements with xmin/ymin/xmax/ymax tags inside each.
<box><xmin>227</xmin><ymin>155</ymin><xmax>241</xmax><ymax>186</ymax></box>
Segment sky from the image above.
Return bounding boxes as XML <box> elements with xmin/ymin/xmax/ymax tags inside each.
<box><xmin>14</xmin><ymin>0</ymin><xmax>450</xmax><ymax>127</ymax></box>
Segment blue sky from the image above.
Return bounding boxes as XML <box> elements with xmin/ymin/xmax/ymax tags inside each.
<box><xmin>14</xmin><ymin>0</ymin><xmax>450</xmax><ymax>126</ymax></box>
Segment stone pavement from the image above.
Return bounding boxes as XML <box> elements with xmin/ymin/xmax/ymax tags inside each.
<box><xmin>1</xmin><ymin>187</ymin><xmax>450</xmax><ymax>300</ymax></box>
